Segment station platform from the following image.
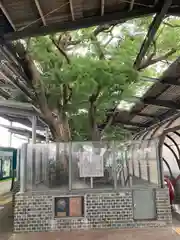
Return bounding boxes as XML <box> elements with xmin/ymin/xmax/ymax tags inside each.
<box><xmin>0</xmin><ymin>180</ymin><xmax>13</xmax><ymax>240</ymax></box>
<box><xmin>0</xmin><ymin>180</ymin><xmax>11</xmax><ymax>196</ymax></box>
<box><xmin>7</xmin><ymin>228</ymin><xmax>180</xmax><ymax>240</ymax></box>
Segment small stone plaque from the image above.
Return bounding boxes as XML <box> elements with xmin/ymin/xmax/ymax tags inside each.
<box><xmin>69</xmin><ymin>197</ymin><xmax>83</xmax><ymax>217</ymax></box>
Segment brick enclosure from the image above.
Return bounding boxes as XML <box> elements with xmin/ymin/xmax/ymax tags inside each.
<box><xmin>13</xmin><ymin>188</ymin><xmax>172</xmax><ymax>232</ymax></box>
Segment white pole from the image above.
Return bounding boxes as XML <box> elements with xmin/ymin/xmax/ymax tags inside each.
<box><xmin>32</xmin><ymin>116</ymin><xmax>37</xmax><ymax>144</ymax></box>
<box><xmin>8</xmin><ymin>121</ymin><xmax>12</xmax><ymax>147</ymax></box>
<box><xmin>20</xmin><ymin>144</ymin><xmax>27</xmax><ymax>193</ymax></box>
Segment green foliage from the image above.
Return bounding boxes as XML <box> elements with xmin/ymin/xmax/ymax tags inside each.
<box><xmin>20</xmin><ymin>15</ymin><xmax>180</xmax><ymax>141</ymax></box>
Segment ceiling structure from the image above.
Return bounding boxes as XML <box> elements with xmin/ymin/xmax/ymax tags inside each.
<box><xmin>0</xmin><ymin>100</ymin><xmax>48</xmax><ymax>131</ymax></box>
<box><xmin>0</xmin><ymin>0</ymin><xmax>179</xmax><ymax>40</ymax></box>
<box><xmin>0</xmin><ymin>124</ymin><xmax>46</xmax><ymax>141</ymax></box>
<box><xmin>114</xmin><ymin>57</ymin><xmax>180</xmax><ymax>134</ymax></box>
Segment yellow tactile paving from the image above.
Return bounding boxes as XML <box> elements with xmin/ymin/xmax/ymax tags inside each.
<box><xmin>173</xmin><ymin>227</ymin><xmax>180</xmax><ymax>235</ymax></box>
<box><xmin>0</xmin><ymin>194</ymin><xmax>12</xmax><ymax>205</ymax></box>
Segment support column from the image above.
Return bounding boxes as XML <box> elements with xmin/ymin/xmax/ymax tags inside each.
<box><xmin>16</xmin><ymin>149</ymin><xmax>20</xmax><ymax>181</ymax></box>
<box><xmin>32</xmin><ymin>116</ymin><xmax>37</xmax><ymax>144</ymax></box>
<box><xmin>45</xmin><ymin>128</ymin><xmax>49</xmax><ymax>143</ymax></box>
<box><xmin>113</xmin><ymin>141</ymin><xmax>117</xmax><ymax>190</ymax></box>
<box><xmin>8</xmin><ymin>121</ymin><xmax>12</xmax><ymax>147</ymax></box>
<box><xmin>20</xmin><ymin>143</ymin><xmax>27</xmax><ymax>193</ymax></box>
<box><xmin>32</xmin><ymin>116</ymin><xmax>37</xmax><ymax>186</ymax></box>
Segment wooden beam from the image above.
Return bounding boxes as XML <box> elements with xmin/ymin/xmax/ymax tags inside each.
<box><xmin>144</xmin><ymin>97</ymin><xmax>179</xmax><ymax>109</ymax></box>
<box><xmin>0</xmin><ymin>1</ymin><xmax>16</xmax><ymax>31</ymax></box>
<box><xmin>0</xmin><ymin>82</ymin><xmax>15</xmax><ymax>88</ymax></box>
<box><xmin>129</xmin><ymin>0</ymin><xmax>135</xmax><ymax>11</ymax></box>
<box><xmin>142</xmin><ymin>76</ymin><xmax>180</xmax><ymax>86</ymax></box>
<box><xmin>4</xmin><ymin>7</ymin><xmax>160</xmax><ymax>40</ymax></box>
<box><xmin>135</xmin><ymin>112</ymin><xmax>155</xmax><ymax>119</ymax></box>
<box><xmin>34</xmin><ymin>0</ymin><xmax>46</xmax><ymax>26</ymax></box>
<box><xmin>154</xmin><ymin>0</ymin><xmax>159</xmax><ymax>6</ymax></box>
<box><xmin>134</xmin><ymin>0</ymin><xmax>172</xmax><ymax>69</ymax></box>
<box><xmin>69</xmin><ymin>0</ymin><xmax>75</xmax><ymax>21</ymax></box>
<box><xmin>101</xmin><ymin>0</ymin><xmax>105</xmax><ymax>16</ymax></box>
<box><xmin>0</xmin><ymin>88</ymin><xmax>10</xmax><ymax>99</ymax></box>
<box><xmin>161</xmin><ymin>77</ymin><xmax>180</xmax><ymax>86</ymax></box>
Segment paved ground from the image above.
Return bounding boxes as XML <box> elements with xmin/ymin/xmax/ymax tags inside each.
<box><xmin>0</xmin><ymin>181</ymin><xmax>11</xmax><ymax>196</ymax></box>
<box><xmin>5</xmin><ymin>228</ymin><xmax>180</xmax><ymax>240</ymax></box>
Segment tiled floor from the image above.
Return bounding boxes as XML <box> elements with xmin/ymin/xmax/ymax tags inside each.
<box><xmin>6</xmin><ymin>228</ymin><xmax>180</xmax><ymax>240</ymax></box>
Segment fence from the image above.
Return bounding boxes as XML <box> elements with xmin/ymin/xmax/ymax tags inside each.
<box><xmin>20</xmin><ymin>139</ymin><xmax>160</xmax><ymax>192</ymax></box>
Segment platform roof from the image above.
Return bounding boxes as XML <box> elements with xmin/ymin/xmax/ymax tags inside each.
<box><xmin>0</xmin><ymin>100</ymin><xmax>48</xmax><ymax>131</ymax></box>
<box><xmin>0</xmin><ymin>0</ymin><xmax>180</xmax><ymax>40</ymax></box>
<box><xmin>0</xmin><ymin>124</ymin><xmax>46</xmax><ymax>141</ymax></box>
<box><xmin>114</xmin><ymin>57</ymin><xmax>180</xmax><ymax>134</ymax></box>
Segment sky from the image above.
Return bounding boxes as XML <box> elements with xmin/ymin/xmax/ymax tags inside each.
<box><xmin>0</xmin><ymin>117</ymin><xmax>27</xmax><ymax>148</ymax></box>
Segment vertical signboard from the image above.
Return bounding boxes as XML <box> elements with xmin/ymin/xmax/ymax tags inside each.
<box><xmin>79</xmin><ymin>152</ymin><xmax>104</xmax><ymax>178</ymax></box>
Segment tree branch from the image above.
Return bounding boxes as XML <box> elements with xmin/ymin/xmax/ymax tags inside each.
<box><xmin>50</xmin><ymin>36</ymin><xmax>70</xmax><ymax>64</ymax></box>
<box><xmin>51</xmin><ymin>35</ymin><xmax>73</xmax><ymax>108</ymax></box>
<box><xmin>93</xmin><ymin>21</ymin><xmax>125</xmax><ymax>36</ymax></box>
<box><xmin>138</xmin><ymin>48</ymin><xmax>177</xmax><ymax>70</ymax></box>
<box><xmin>163</xmin><ymin>21</ymin><xmax>180</xmax><ymax>28</ymax></box>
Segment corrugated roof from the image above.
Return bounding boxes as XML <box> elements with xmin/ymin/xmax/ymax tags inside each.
<box><xmin>114</xmin><ymin>57</ymin><xmax>180</xmax><ymax>134</ymax></box>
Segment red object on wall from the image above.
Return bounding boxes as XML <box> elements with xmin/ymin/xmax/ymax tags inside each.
<box><xmin>164</xmin><ymin>176</ymin><xmax>175</xmax><ymax>204</ymax></box>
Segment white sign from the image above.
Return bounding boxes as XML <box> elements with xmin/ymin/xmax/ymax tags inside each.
<box><xmin>79</xmin><ymin>151</ymin><xmax>104</xmax><ymax>178</ymax></box>
<box><xmin>0</xmin><ymin>151</ymin><xmax>13</xmax><ymax>157</ymax></box>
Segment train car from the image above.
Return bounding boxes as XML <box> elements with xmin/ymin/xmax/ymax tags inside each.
<box><xmin>0</xmin><ymin>147</ymin><xmax>17</xmax><ymax>191</ymax></box>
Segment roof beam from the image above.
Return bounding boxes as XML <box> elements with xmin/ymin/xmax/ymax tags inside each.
<box><xmin>34</xmin><ymin>0</ymin><xmax>46</xmax><ymax>26</ymax></box>
<box><xmin>134</xmin><ymin>108</ymin><xmax>178</xmax><ymax>136</ymax></box>
<box><xmin>101</xmin><ymin>0</ymin><xmax>105</xmax><ymax>16</ymax></box>
<box><xmin>144</xmin><ymin>97</ymin><xmax>179</xmax><ymax>109</ymax></box>
<box><xmin>0</xmin><ymin>124</ymin><xmax>45</xmax><ymax>140</ymax></box>
<box><xmin>4</xmin><ymin>7</ymin><xmax>161</xmax><ymax>40</ymax></box>
<box><xmin>142</xmin><ymin>76</ymin><xmax>180</xmax><ymax>86</ymax></box>
<box><xmin>162</xmin><ymin>77</ymin><xmax>180</xmax><ymax>86</ymax></box>
<box><xmin>0</xmin><ymin>88</ymin><xmax>10</xmax><ymax>99</ymax></box>
<box><xmin>133</xmin><ymin>112</ymin><xmax>155</xmax><ymax>119</ymax></box>
<box><xmin>129</xmin><ymin>0</ymin><xmax>135</xmax><ymax>11</ymax></box>
<box><xmin>69</xmin><ymin>0</ymin><xmax>75</xmax><ymax>21</ymax></box>
<box><xmin>0</xmin><ymin>1</ymin><xmax>16</xmax><ymax>31</ymax></box>
<box><xmin>134</xmin><ymin>0</ymin><xmax>172</xmax><ymax>69</ymax></box>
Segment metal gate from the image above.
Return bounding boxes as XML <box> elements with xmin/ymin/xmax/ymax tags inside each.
<box><xmin>133</xmin><ymin>189</ymin><xmax>156</xmax><ymax>220</ymax></box>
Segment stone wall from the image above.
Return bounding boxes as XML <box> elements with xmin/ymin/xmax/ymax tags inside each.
<box><xmin>14</xmin><ymin>188</ymin><xmax>172</xmax><ymax>232</ymax></box>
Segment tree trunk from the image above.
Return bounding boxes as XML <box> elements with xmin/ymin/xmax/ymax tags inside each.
<box><xmin>45</xmin><ymin>114</ymin><xmax>71</xmax><ymax>142</ymax></box>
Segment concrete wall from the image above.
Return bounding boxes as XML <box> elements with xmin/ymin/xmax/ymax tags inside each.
<box><xmin>14</xmin><ymin>188</ymin><xmax>172</xmax><ymax>233</ymax></box>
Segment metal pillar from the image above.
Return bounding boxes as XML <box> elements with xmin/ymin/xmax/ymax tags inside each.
<box><xmin>16</xmin><ymin>149</ymin><xmax>20</xmax><ymax>181</ymax></box>
<box><xmin>69</xmin><ymin>142</ymin><xmax>72</xmax><ymax>191</ymax></box>
<box><xmin>8</xmin><ymin>121</ymin><xmax>12</xmax><ymax>147</ymax></box>
<box><xmin>32</xmin><ymin>116</ymin><xmax>37</xmax><ymax>144</ymax></box>
<box><xmin>20</xmin><ymin>143</ymin><xmax>27</xmax><ymax>193</ymax></box>
<box><xmin>45</xmin><ymin>127</ymin><xmax>49</xmax><ymax>143</ymax></box>
<box><xmin>31</xmin><ymin>116</ymin><xmax>37</xmax><ymax>186</ymax></box>
<box><xmin>113</xmin><ymin>141</ymin><xmax>117</xmax><ymax>190</ymax></box>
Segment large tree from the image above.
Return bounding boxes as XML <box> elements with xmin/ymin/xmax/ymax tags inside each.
<box><xmin>11</xmin><ymin>16</ymin><xmax>180</xmax><ymax>142</ymax></box>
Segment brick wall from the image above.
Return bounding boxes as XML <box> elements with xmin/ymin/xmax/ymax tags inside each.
<box><xmin>14</xmin><ymin>188</ymin><xmax>172</xmax><ymax>233</ymax></box>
